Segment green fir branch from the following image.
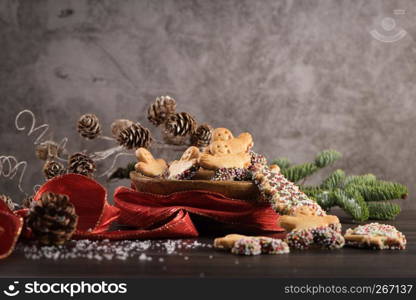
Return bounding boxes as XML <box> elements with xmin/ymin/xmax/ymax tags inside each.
<box><xmin>314</xmin><ymin>149</ymin><xmax>342</xmax><ymax>168</ymax></box>
<box><xmin>321</xmin><ymin>169</ymin><xmax>346</xmax><ymax>190</ymax></box>
<box><xmin>350</xmin><ymin>181</ymin><xmax>408</xmax><ymax>202</ymax></box>
<box><xmin>367</xmin><ymin>202</ymin><xmax>401</xmax><ymax>220</ymax></box>
<box><xmin>271</xmin><ymin>157</ymin><xmax>291</xmax><ymax>170</ymax></box>
<box><xmin>343</xmin><ymin>174</ymin><xmax>377</xmax><ymax>187</ymax></box>
<box><xmin>281</xmin><ymin>163</ymin><xmax>318</xmax><ymax>183</ymax></box>
<box><xmin>334</xmin><ymin>188</ymin><xmax>369</xmax><ymax>222</ymax></box>
<box><xmin>300</xmin><ymin>186</ymin><xmax>326</xmax><ymax>199</ymax></box>
<box><xmin>315</xmin><ymin>190</ymin><xmax>337</xmax><ymax>211</ymax></box>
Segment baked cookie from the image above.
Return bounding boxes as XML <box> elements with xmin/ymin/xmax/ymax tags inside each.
<box><xmin>211</xmin><ymin>168</ymin><xmax>252</xmax><ymax>181</ymax></box>
<box><xmin>135</xmin><ymin>148</ymin><xmax>167</xmax><ymax>177</ymax></box>
<box><xmin>164</xmin><ymin>160</ymin><xmax>199</xmax><ymax>180</ymax></box>
<box><xmin>251</xmin><ymin>164</ymin><xmax>326</xmax><ymax>216</ymax></box>
<box><xmin>212</xmin><ymin>128</ymin><xmax>234</xmax><ymax>142</ymax></box>
<box><xmin>214</xmin><ymin>234</ymin><xmax>247</xmax><ymax>249</ymax></box>
<box><xmin>180</xmin><ymin>146</ymin><xmax>201</xmax><ymax>161</ymax></box>
<box><xmin>209</xmin><ymin>133</ymin><xmax>253</xmax><ymax>156</ymax></box>
<box><xmin>280</xmin><ymin>210</ymin><xmax>344</xmax><ymax>250</ymax></box>
<box><xmin>279</xmin><ymin>213</ymin><xmax>340</xmax><ymax>232</ymax></box>
<box><xmin>258</xmin><ymin>237</ymin><xmax>290</xmax><ymax>254</ymax></box>
<box><xmin>344</xmin><ymin>223</ymin><xmax>406</xmax><ymax>250</ymax></box>
<box><xmin>231</xmin><ymin>238</ymin><xmax>262</xmax><ymax>256</ymax></box>
<box><xmin>214</xmin><ymin>234</ymin><xmax>289</xmax><ymax>255</ymax></box>
<box><xmin>250</xmin><ymin>151</ymin><xmax>268</xmax><ymax>166</ymax></box>
<box><xmin>199</xmin><ymin>152</ymin><xmax>251</xmax><ymax>170</ymax></box>
<box><xmin>285</xmin><ymin>226</ymin><xmax>345</xmax><ymax>250</ymax></box>
<box><xmin>164</xmin><ymin>146</ymin><xmax>200</xmax><ymax>180</ymax></box>
<box><xmin>269</xmin><ymin>164</ymin><xmax>280</xmax><ymax>173</ymax></box>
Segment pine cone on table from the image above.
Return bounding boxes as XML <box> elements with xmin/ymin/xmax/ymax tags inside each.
<box><xmin>77</xmin><ymin>113</ymin><xmax>101</xmax><ymax>139</ymax></box>
<box><xmin>0</xmin><ymin>194</ymin><xmax>15</xmax><ymax>211</ymax></box>
<box><xmin>191</xmin><ymin>123</ymin><xmax>213</xmax><ymax>147</ymax></box>
<box><xmin>27</xmin><ymin>192</ymin><xmax>78</xmax><ymax>246</ymax></box>
<box><xmin>147</xmin><ymin>95</ymin><xmax>177</xmax><ymax>126</ymax></box>
<box><xmin>117</xmin><ymin>123</ymin><xmax>152</xmax><ymax>149</ymax></box>
<box><xmin>68</xmin><ymin>153</ymin><xmax>96</xmax><ymax>177</ymax></box>
<box><xmin>42</xmin><ymin>160</ymin><xmax>66</xmax><ymax>180</ymax></box>
<box><xmin>164</xmin><ymin>112</ymin><xmax>197</xmax><ymax>137</ymax></box>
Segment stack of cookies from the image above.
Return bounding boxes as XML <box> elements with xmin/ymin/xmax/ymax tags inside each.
<box><xmin>134</xmin><ymin>127</ymin><xmax>257</xmax><ymax>182</ymax></box>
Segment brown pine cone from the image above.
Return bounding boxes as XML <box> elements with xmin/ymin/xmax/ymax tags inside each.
<box><xmin>22</xmin><ymin>195</ymin><xmax>34</xmax><ymax>209</ymax></box>
<box><xmin>27</xmin><ymin>192</ymin><xmax>78</xmax><ymax>246</ymax></box>
<box><xmin>35</xmin><ymin>140</ymin><xmax>61</xmax><ymax>161</ymax></box>
<box><xmin>0</xmin><ymin>194</ymin><xmax>15</xmax><ymax>211</ymax></box>
<box><xmin>164</xmin><ymin>112</ymin><xmax>197</xmax><ymax>137</ymax></box>
<box><xmin>148</xmin><ymin>95</ymin><xmax>177</xmax><ymax>126</ymax></box>
<box><xmin>117</xmin><ymin>123</ymin><xmax>152</xmax><ymax>149</ymax></box>
<box><xmin>77</xmin><ymin>113</ymin><xmax>101</xmax><ymax>139</ymax></box>
<box><xmin>43</xmin><ymin>160</ymin><xmax>66</xmax><ymax>180</ymax></box>
<box><xmin>111</xmin><ymin>119</ymin><xmax>134</xmax><ymax>139</ymax></box>
<box><xmin>191</xmin><ymin>124</ymin><xmax>213</xmax><ymax>147</ymax></box>
<box><xmin>68</xmin><ymin>153</ymin><xmax>96</xmax><ymax>177</ymax></box>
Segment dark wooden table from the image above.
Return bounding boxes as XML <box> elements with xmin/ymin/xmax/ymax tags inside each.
<box><xmin>1</xmin><ymin>209</ymin><xmax>415</xmax><ymax>278</ymax></box>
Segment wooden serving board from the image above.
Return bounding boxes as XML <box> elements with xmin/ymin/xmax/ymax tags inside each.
<box><xmin>130</xmin><ymin>171</ymin><xmax>260</xmax><ymax>201</ymax></box>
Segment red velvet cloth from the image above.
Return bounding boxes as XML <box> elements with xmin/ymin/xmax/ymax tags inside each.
<box><xmin>0</xmin><ymin>174</ymin><xmax>283</xmax><ymax>258</ymax></box>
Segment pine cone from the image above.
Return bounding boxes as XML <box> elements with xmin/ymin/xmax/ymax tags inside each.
<box><xmin>111</xmin><ymin>119</ymin><xmax>134</xmax><ymax>139</ymax></box>
<box><xmin>191</xmin><ymin>124</ymin><xmax>213</xmax><ymax>147</ymax></box>
<box><xmin>35</xmin><ymin>140</ymin><xmax>61</xmax><ymax>161</ymax></box>
<box><xmin>165</xmin><ymin>112</ymin><xmax>197</xmax><ymax>137</ymax></box>
<box><xmin>22</xmin><ymin>195</ymin><xmax>34</xmax><ymax>209</ymax></box>
<box><xmin>77</xmin><ymin>113</ymin><xmax>101</xmax><ymax>139</ymax></box>
<box><xmin>148</xmin><ymin>95</ymin><xmax>177</xmax><ymax>126</ymax></box>
<box><xmin>43</xmin><ymin>160</ymin><xmax>66</xmax><ymax>180</ymax></box>
<box><xmin>68</xmin><ymin>153</ymin><xmax>96</xmax><ymax>177</ymax></box>
<box><xmin>0</xmin><ymin>194</ymin><xmax>15</xmax><ymax>211</ymax></box>
<box><xmin>27</xmin><ymin>192</ymin><xmax>78</xmax><ymax>246</ymax></box>
<box><xmin>117</xmin><ymin>123</ymin><xmax>152</xmax><ymax>149</ymax></box>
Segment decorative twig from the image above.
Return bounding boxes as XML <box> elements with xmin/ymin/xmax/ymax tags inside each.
<box><xmin>15</xmin><ymin>109</ymin><xmax>69</xmax><ymax>160</ymax></box>
<box><xmin>0</xmin><ymin>155</ymin><xmax>28</xmax><ymax>194</ymax></box>
<box><xmin>98</xmin><ymin>152</ymin><xmax>135</xmax><ymax>178</ymax></box>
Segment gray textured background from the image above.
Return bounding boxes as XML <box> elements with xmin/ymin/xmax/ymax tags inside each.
<box><xmin>0</xmin><ymin>0</ymin><xmax>414</xmax><ymax>208</ymax></box>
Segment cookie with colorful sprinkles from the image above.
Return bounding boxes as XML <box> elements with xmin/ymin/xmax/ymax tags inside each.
<box><xmin>231</xmin><ymin>238</ymin><xmax>262</xmax><ymax>256</ymax></box>
<box><xmin>344</xmin><ymin>223</ymin><xmax>406</xmax><ymax>250</ymax></box>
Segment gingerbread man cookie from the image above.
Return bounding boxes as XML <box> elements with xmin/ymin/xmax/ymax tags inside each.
<box><xmin>344</xmin><ymin>223</ymin><xmax>406</xmax><ymax>250</ymax></box>
<box><xmin>199</xmin><ymin>152</ymin><xmax>251</xmax><ymax>170</ymax></box>
<box><xmin>212</xmin><ymin>128</ymin><xmax>234</xmax><ymax>141</ymax></box>
<box><xmin>209</xmin><ymin>133</ymin><xmax>253</xmax><ymax>156</ymax></box>
<box><xmin>135</xmin><ymin>148</ymin><xmax>168</xmax><ymax>177</ymax></box>
<box><xmin>164</xmin><ymin>146</ymin><xmax>200</xmax><ymax>180</ymax></box>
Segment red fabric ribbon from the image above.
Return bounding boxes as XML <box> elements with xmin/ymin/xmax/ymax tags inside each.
<box><xmin>0</xmin><ymin>174</ymin><xmax>283</xmax><ymax>259</ymax></box>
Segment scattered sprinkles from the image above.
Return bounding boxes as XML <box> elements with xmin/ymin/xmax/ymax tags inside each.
<box><xmin>16</xmin><ymin>239</ymin><xmax>213</xmax><ymax>261</ymax></box>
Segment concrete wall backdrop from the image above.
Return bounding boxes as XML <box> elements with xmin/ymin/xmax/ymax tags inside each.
<box><xmin>0</xmin><ymin>0</ymin><xmax>415</xmax><ymax>208</ymax></box>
